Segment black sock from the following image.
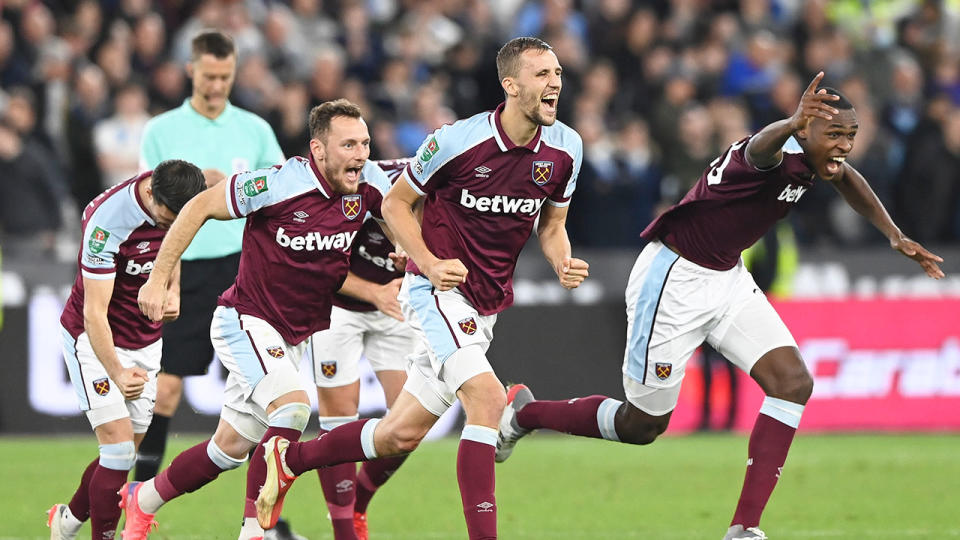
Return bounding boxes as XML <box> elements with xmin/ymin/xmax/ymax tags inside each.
<box><xmin>134</xmin><ymin>414</ymin><xmax>171</xmax><ymax>481</ymax></box>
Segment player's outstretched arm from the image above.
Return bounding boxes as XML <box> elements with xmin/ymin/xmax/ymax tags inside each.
<box><xmin>339</xmin><ymin>273</ymin><xmax>404</xmax><ymax>321</ymax></box>
<box><xmin>829</xmin><ymin>163</ymin><xmax>945</xmax><ymax>279</ymax></box>
<box><xmin>383</xmin><ymin>173</ymin><xmax>467</xmax><ymax>291</ymax></box>
<box><xmin>138</xmin><ymin>184</ymin><xmax>233</xmax><ymax>321</ymax></box>
<box><xmin>537</xmin><ymin>204</ymin><xmax>588</xmax><ymax>289</ymax></box>
<box><xmin>745</xmin><ymin>71</ymin><xmax>839</xmax><ymax>169</ymax></box>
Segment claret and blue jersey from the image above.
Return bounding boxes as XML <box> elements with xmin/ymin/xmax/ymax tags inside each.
<box><xmin>403</xmin><ymin>103</ymin><xmax>583</xmax><ymax>315</ymax></box>
<box><xmin>218</xmin><ymin>156</ymin><xmax>390</xmax><ymax>344</ymax></box>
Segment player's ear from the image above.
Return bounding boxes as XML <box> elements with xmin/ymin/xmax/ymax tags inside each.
<box><xmin>795</xmin><ymin>117</ymin><xmax>812</xmax><ymax>140</ymax></box>
<box><xmin>185</xmin><ymin>61</ymin><xmax>194</xmax><ymax>79</ymax></box>
<box><xmin>309</xmin><ymin>138</ymin><xmax>326</xmax><ymax>161</ymax></box>
<box><xmin>501</xmin><ymin>77</ymin><xmax>518</xmax><ymax>98</ymax></box>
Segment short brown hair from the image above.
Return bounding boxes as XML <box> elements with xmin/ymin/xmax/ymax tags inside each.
<box><xmin>191</xmin><ymin>30</ymin><xmax>235</xmax><ymax>61</ymax></box>
<box><xmin>496</xmin><ymin>37</ymin><xmax>553</xmax><ymax>81</ymax></box>
<box><xmin>309</xmin><ymin>99</ymin><xmax>363</xmax><ymax>140</ymax></box>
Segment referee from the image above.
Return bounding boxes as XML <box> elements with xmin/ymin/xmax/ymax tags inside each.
<box><xmin>134</xmin><ymin>31</ymin><xmax>294</xmax><ymax>537</ymax></box>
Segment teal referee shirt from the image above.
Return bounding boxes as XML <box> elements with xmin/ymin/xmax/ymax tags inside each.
<box><xmin>139</xmin><ymin>99</ymin><xmax>284</xmax><ymax>260</ymax></box>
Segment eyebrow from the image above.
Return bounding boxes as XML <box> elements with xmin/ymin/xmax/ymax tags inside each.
<box><xmin>828</xmin><ymin>124</ymin><xmax>859</xmax><ymax>129</ymax></box>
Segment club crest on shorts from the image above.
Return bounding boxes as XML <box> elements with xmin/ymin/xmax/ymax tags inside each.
<box><xmin>532</xmin><ymin>161</ymin><xmax>554</xmax><ymax>186</ymax></box>
<box><xmin>655</xmin><ymin>362</ymin><xmax>672</xmax><ymax>380</ymax></box>
<box><xmin>320</xmin><ymin>361</ymin><xmax>337</xmax><ymax>378</ymax></box>
<box><xmin>342</xmin><ymin>194</ymin><xmax>362</xmax><ymax>220</ymax></box>
<box><xmin>266</xmin><ymin>346</ymin><xmax>285</xmax><ymax>359</ymax></box>
<box><xmin>92</xmin><ymin>377</ymin><xmax>110</xmax><ymax>396</ymax></box>
<box><xmin>458</xmin><ymin>317</ymin><xmax>477</xmax><ymax>335</ymax></box>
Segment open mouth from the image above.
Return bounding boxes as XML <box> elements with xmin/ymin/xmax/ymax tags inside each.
<box><xmin>824</xmin><ymin>156</ymin><xmax>846</xmax><ymax>176</ymax></box>
<box><xmin>541</xmin><ymin>95</ymin><xmax>558</xmax><ymax>114</ymax></box>
<box><xmin>344</xmin><ymin>166</ymin><xmax>363</xmax><ymax>183</ymax></box>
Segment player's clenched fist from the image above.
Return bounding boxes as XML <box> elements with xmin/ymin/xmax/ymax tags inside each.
<box><xmin>138</xmin><ymin>277</ymin><xmax>168</xmax><ymax>322</ymax></box>
<box><xmin>556</xmin><ymin>257</ymin><xmax>589</xmax><ymax>289</ymax></box>
<box><xmin>112</xmin><ymin>366</ymin><xmax>149</xmax><ymax>400</ymax></box>
<box><xmin>425</xmin><ymin>258</ymin><xmax>468</xmax><ymax>291</ymax></box>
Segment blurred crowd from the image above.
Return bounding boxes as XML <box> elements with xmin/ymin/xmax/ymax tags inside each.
<box><xmin>2</xmin><ymin>0</ymin><xmax>960</xmax><ymax>260</ymax></box>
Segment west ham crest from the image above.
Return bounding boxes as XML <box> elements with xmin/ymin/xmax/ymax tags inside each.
<box><xmin>342</xmin><ymin>194</ymin><xmax>362</xmax><ymax>220</ymax></box>
<box><xmin>92</xmin><ymin>377</ymin><xmax>110</xmax><ymax>396</ymax></box>
<box><xmin>266</xmin><ymin>346</ymin><xmax>285</xmax><ymax>359</ymax></box>
<box><xmin>458</xmin><ymin>317</ymin><xmax>477</xmax><ymax>336</ymax></box>
<box><xmin>532</xmin><ymin>161</ymin><xmax>554</xmax><ymax>186</ymax></box>
<box><xmin>655</xmin><ymin>362</ymin><xmax>672</xmax><ymax>380</ymax></box>
<box><xmin>321</xmin><ymin>361</ymin><xmax>337</xmax><ymax>378</ymax></box>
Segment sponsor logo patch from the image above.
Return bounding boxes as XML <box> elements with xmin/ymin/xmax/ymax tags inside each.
<box><xmin>242</xmin><ymin>176</ymin><xmax>269</xmax><ymax>197</ymax></box>
<box><xmin>92</xmin><ymin>377</ymin><xmax>110</xmax><ymax>396</ymax></box>
<box><xmin>532</xmin><ymin>161</ymin><xmax>554</xmax><ymax>186</ymax></box>
<box><xmin>458</xmin><ymin>317</ymin><xmax>477</xmax><ymax>335</ymax></box>
<box><xmin>266</xmin><ymin>346</ymin><xmax>285</xmax><ymax>359</ymax></box>
<box><xmin>321</xmin><ymin>361</ymin><xmax>337</xmax><ymax>378</ymax></box>
<box><xmin>655</xmin><ymin>362</ymin><xmax>672</xmax><ymax>380</ymax></box>
<box><xmin>88</xmin><ymin>227</ymin><xmax>110</xmax><ymax>254</ymax></box>
<box><xmin>342</xmin><ymin>194</ymin><xmax>361</xmax><ymax>220</ymax></box>
<box><xmin>420</xmin><ymin>137</ymin><xmax>439</xmax><ymax>162</ymax></box>
<box><xmin>293</xmin><ymin>210</ymin><xmax>309</xmax><ymax>223</ymax></box>
<box><xmin>136</xmin><ymin>241</ymin><xmax>151</xmax><ymax>252</ymax></box>
<box><xmin>475</xmin><ymin>165</ymin><xmax>491</xmax><ymax>178</ymax></box>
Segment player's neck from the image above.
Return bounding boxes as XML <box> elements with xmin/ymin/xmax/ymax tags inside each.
<box><xmin>189</xmin><ymin>95</ymin><xmax>227</xmax><ymax>120</ymax></box>
<box><xmin>500</xmin><ymin>102</ymin><xmax>538</xmax><ymax>147</ymax></box>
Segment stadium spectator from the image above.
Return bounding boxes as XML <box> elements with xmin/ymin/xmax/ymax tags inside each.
<box><xmin>94</xmin><ymin>82</ymin><xmax>150</xmax><ymax>188</ymax></box>
<box><xmin>65</xmin><ymin>66</ymin><xmax>109</xmax><ymax>208</ymax></box>
<box><xmin>0</xmin><ymin>119</ymin><xmax>64</xmax><ymax>255</ymax></box>
<box><xmin>496</xmin><ymin>75</ymin><xmax>945</xmax><ymax>540</ymax></box>
<box><xmin>47</xmin><ymin>159</ymin><xmax>204</xmax><ymax>540</ymax></box>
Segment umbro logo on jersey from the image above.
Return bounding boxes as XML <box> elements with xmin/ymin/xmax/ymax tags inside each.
<box><xmin>293</xmin><ymin>210</ymin><xmax>309</xmax><ymax>223</ymax></box>
<box><xmin>474</xmin><ymin>165</ymin><xmax>492</xmax><ymax>178</ymax></box>
<box><xmin>476</xmin><ymin>501</ymin><xmax>495</xmax><ymax>512</ymax></box>
<box><xmin>459</xmin><ymin>189</ymin><xmax>545</xmax><ymax>216</ymax></box>
<box><xmin>777</xmin><ymin>184</ymin><xmax>807</xmax><ymax>203</ymax></box>
<box><xmin>136</xmin><ymin>241</ymin><xmax>150</xmax><ymax>253</ymax></box>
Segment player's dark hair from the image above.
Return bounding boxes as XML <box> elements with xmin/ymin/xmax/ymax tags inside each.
<box><xmin>816</xmin><ymin>86</ymin><xmax>854</xmax><ymax>110</ymax></box>
<box><xmin>496</xmin><ymin>37</ymin><xmax>553</xmax><ymax>81</ymax></box>
<box><xmin>309</xmin><ymin>99</ymin><xmax>363</xmax><ymax>141</ymax></box>
<box><xmin>151</xmin><ymin>159</ymin><xmax>205</xmax><ymax>214</ymax></box>
<box><xmin>191</xmin><ymin>30</ymin><xmax>235</xmax><ymax>61</ymax></box>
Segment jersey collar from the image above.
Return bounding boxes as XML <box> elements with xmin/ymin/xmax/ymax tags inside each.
<box><xmin>182</xmin><ymin>98</ymin><xmax>234</xmax><ymax>125</ymax></box>
<box><xmin>306</xmin><ymin>154</ymin><xmax>334</xmax><ymax>198</ymax></box>
<box><xmin>489</xmin><ymin>102</ymin><xmax>543</xmax><ymax>153</ymax></box>
<box><xmin>130</xmin><ymin>172</ymin><xmax>156</xmax><ymax>226</ymax></box>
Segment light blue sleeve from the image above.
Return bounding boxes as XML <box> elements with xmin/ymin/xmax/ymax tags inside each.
<box><xmin>405</xmin><ymin>115</ymin><xmax>487</xmax><ymax>195</ymax></box>
<box><xmin>543</xmin><ymin>123</ymin><xmax>583</xmax><ymax>206</ymax></box>
<box><xmin>362</xmin><ymin>160</ymin><xmax>391</xmax><ymax>195</ymax></box>
<box><xmin>79</xmin><ymin>199</ymin><xmax>133</xmax><ymax>279</ymax></box>
<box><xmin>225</xmin><ymin>161</ymin><xmax>304</xmax><ymax>218</ymax></box>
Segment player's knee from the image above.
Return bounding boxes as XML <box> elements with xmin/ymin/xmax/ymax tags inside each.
<box><xmin>99</xmin><ymin>440</ymin><xmax>137</xmax><ymax>471</ymax></box>
<box><xmin>768</xmin><ymin>365</ymin><xmax>814</xmax><ymax>404</ymax></box>
<box><xmin>267</xmin><ymin>402</ymin><xmax>311</xmax><ymax>434</ymax></box>
<box><xmin>616</xmin><ymin>406</ymin><xmax>669</xmax><ymax>446</ymax></box>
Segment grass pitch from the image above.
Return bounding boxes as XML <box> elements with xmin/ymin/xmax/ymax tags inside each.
<box><xmin>1</xmin><ymin>432</ymin><xmax>958</xmax><ymax>539</ymax></box>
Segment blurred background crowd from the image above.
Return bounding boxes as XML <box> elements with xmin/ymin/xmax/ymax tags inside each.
<box><xmin>2</xmin><ymin>0</ymin><xmax>960</xmax><ymax>260</ymax></box>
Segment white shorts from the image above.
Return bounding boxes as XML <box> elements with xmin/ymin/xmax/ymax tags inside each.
<box><xmin>311</xmin><ymin>305</ymin><xmax>417</xmax><ymax>388</ymax></box>
<box><xmin>622</xmin><ymin>241</ymin><xmax>797</xmax><ymax>415</ymax></box>
<box><xmin>211</xmin><ymin>306</ymin><xmax>311</xmax><ymax>443</ymax></box>
<box><xmin>60</xmin><ymin>325</ymin><xmax>161</xmax><ymax>434</ymax></box>
<box><xmin>397</xmin><ymin>273</ymin><xmax>496</xmax><ymax>416</ymax></box>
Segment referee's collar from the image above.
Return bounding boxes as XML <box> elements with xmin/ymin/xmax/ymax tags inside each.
<box><xmin>182</xmin><ymin>98</ymin><xmax>234</xmax><ymax>125</ymax></box>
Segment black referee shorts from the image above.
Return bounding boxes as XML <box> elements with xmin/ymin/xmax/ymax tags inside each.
<box><xmin>160</xmin><ymin>253</ymin><xmax>241</xmax><ymax>377</ymax></box>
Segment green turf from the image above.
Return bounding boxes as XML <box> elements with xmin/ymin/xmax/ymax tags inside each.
<box><xmin>2</xmin><ymin>432</ymin><xmax>958</xmax><ymax>539</ymax></box>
